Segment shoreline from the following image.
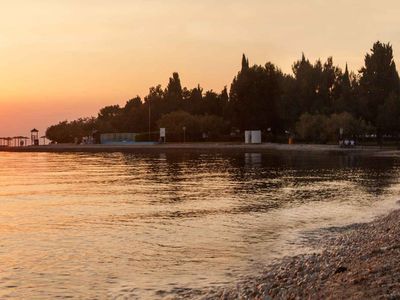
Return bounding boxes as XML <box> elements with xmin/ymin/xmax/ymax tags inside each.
<box><xmin>0</xmin><ymin>142</ymin><xmax>397</xmax><ymax>155</ymax></box>
<box><xmin>177</xmin><ymin>208</ymin><xmax>400</xmax><ymax>299</ymax></box>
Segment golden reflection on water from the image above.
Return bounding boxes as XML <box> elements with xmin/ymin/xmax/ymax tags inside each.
<box><xmin>0</xmin><ymin>151</ymin><xmax>399</xmax><ymax>299</ymax></box>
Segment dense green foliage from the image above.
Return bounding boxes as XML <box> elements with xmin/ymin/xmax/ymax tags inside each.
<box><xmin>46</xmin><ymin>41</ymin><xmax>400</xmax><ymax>144</ymax></box>
<box><xmin>295</xmin><ymin>112</ymin><xmax>370</xmax><ymax>143</ymax></box>
<box><xmin>157</xmin><ymin>111</ymin><xmax>228</xmax><ymax>142</ymax></box>
<box><xmin>46</xmin><ymin>118</ymin><xmax>97</xmax><ymax>143</ymax></box>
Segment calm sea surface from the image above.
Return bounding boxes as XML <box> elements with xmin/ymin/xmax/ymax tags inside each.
<box><xmin>0</xmin><ymin>151</ymin><xmax>399</xmax><ymax>299</ymax></box>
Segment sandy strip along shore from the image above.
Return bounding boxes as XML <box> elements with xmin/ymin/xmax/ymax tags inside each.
<box><xmin>0</xmin><ymin>142</ymin><xmax>393</xmax><ymax>154</ymax></box>
<box><xmin>175</xmin><ymin>208</ymin><xmax>400</xmax><ymax>299</ymax></box>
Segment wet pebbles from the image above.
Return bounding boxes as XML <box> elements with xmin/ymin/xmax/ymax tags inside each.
<box><xmin>175</xmin><ymin>209</ymin><xmax>400</xmax><ymax>299</ymax></box>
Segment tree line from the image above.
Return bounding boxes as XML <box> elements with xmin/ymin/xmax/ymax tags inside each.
<box><xmin>46</xmin><ymin>41</ymin><xmax>400</xmax><ymax>144</ymax></box>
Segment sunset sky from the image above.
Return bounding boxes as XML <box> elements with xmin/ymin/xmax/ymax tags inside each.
<box><xmin>1</xmin><ymin>0</ymin><xmax>400</xmax><ymax>136</ymax></box>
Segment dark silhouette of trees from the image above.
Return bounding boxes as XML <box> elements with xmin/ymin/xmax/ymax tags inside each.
<box><xmin>165</xmin><ymin>72</ymin><xmax>183</xmax><ymax>112</ymax></box>
<box><xmin>183</xmin><ymin>85</ymin><xmax>203</xmax><ymax>114</ymax></box>
<box><xmin>97</xmin><ymin>105</ymin><xmax>122</xmax><ymax>132</ymax></box>
<box><xmin>241</xmin><ymin>53</ymin><xmax>249</xmax><ymax>71</ymax></box>
<box><xmin>121</xmin><ymin>96</ymin><xmax>148</xmax><ymax>133</ymax></box>
<box><xmin>333</xmin><ymin>64</ymin><xmax>354</xmax><ymax>113</ymax></box>
<box><xmin>276</xmin><ymin>73</ymin><xmax>298</xmax><ymax>131</ymax></box>
<box><xmin>292</xmin><ymin>55</ymin><xmax>342</xmax><ymax>115</ymax></box>
<box><xmin>45</xmin><ymin>41</ymin><xmax>400</xmax><ymax>145</ymax></box>
<box><xmin>229</xmin><ymin>56</ymin><xmax>281</xmax><ymax>133</ymax></box>
<box><xmin>144</xmin><ymin>85</ymin><xmax>164</xmax><ymax>132</ymax></box>
<box><xmin>377</xmin><ymin>93</ymin><xmax>400</xmax><ymax>135</ymax></box>
<box><xmin>46</xmin><ymin>118</ymin><xmax>97</xmax><ymax>143</ymax></box>
<box><xmin>157</xmin><ymin>111</ymin><xmax>227</xmax><ymax>142</ymax></box>
<box><xmin>358</xmin><ymin>42</ymin><xmax>400</xmax><ymax>126</ymax></box>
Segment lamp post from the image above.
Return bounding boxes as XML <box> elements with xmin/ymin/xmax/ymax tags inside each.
<box><xmin>182</xmin><ymin>126</ymin><xmax>186</xmax><ymax>143</ymax></box>
<box><xmin>148</xmin><ymin>99</ymin><xmax>151</xmax><ymax>142</ymax></box>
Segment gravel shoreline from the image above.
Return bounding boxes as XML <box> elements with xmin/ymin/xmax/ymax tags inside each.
<box><xmin>176</xmin><ymin>208</ymin><xmax>400</xmax><ymax>299</ymax></box>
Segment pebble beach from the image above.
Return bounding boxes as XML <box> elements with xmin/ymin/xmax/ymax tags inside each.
<box><xmin>176</xmin><ymin>208</ymin><xmax>400</xmax><ymax>300</ymax></box>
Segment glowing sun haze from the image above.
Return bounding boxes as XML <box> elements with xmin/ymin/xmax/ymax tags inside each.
<box><xmin>1</xmin><ymin>0</ymin><xmax>400</xmax><ymax>136</ymax></box>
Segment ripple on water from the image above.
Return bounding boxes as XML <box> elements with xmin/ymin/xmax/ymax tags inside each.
<box><xmin>0</xmin><ymin>151</ymin><xmax>399</xmax><ymax>298</ymax></box>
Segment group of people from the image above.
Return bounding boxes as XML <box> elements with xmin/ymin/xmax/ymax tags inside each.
<box><xmin>339</xmin><ymin>139</ymin><xmax>356</xmax><ymax>148</ymax></box>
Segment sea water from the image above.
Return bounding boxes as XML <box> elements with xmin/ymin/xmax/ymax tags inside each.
<box><xmin>0</xmin><ymin>151</ymin><xmax>399</xmax><ymax>298</ymax></box>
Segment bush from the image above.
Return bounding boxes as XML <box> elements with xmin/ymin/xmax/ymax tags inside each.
<box><xmin>296</xmin><ymin>112</ymin><xmax>371</xmax><ymax>143</ymax></box>
<box><xmin>326</xmin><ymin>112</ymin><xmax>370</xmax><ymax>141</ymax></box>
<box><xmin>46</xmin><ymin>118</ymin><xmax>97</xmax><ymax>143</ymax></box>
<box><xmin>157</xmin><ymin>111</ymin><xmax>228</xmax><ymax>141</ymax></box>
<box><xmin>295</xmin><ymin>113</ymin><xmax>329</xmax><ymax>143</ymax></box>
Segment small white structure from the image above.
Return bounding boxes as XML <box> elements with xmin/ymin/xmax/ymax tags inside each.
<box><xmin>251</xmin><ymin>130</ymin><xmax>261</xmax><ymax>144</ymax></box>
<box><xmin>244</xmin><ymin>130</ymin><xmax>262</xmax><ymax>144</ymax></box>
<box><xmin>160</xmin><ymin>128</ymin><xmax>166</xmax><ymax>143</ymax></box>
<box><xmin>245</xmin><ymin>131</ymin><xmax>252</xmax><ymax>144</ymax></box>
<box><xmin>160</xmin><ymin>128</ymin><xmax>166</xmax><ymax>138</ymax></box>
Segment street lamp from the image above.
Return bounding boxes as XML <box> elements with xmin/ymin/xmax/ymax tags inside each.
<box><xmin>182</xmin><ymin>126</ymin><xmax>186</xmax><ymax>143</ymax></box>
<box><xmin>148</xmin><ymin>99</ymin><xmax>151</xmax><ymax>142</ymax></box>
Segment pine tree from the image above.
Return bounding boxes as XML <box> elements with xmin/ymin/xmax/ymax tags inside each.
<box><xmin>241</xmin><ymin>54</ymin><xmax>249</xmax><ymax>71</ymax></box>
<box><xmin>358</xmin><ymin>41</ymin><xmax>400</xmax><ymax>125</ymax></box>
<box><xmin>165</xmin><ymin>72</ymin><xmax>183</xmax><ymax>112</ymax></box>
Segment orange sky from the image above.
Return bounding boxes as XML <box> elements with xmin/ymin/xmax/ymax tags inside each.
<box><xmin>1</xmin><ymin>0</ymin><xmax>400</xmax><ymax>136</ymax></box>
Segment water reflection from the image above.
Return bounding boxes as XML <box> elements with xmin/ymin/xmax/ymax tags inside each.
<box><xmin>244</xmin><ymin>152</ymin><xmax>262</xmax><ymax>167</ymax></box>
<box><xmin>0</xmin><ymin>151</ymin><xmax>399</xmax><ymax>299</ymax></box>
